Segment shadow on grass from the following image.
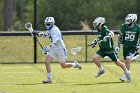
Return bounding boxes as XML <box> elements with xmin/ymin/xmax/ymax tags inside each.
<box><xmin>16</xmin><ymin>83</ymin><xmax>45</xmax><ymax>85</ymax></box>
<box><xmin>74</xmin><ymin>81</ymin><xmax>123</xmax><ymax>86</ymax></box>
<box><xmin>0</xmin><ymin>83</ymin><xmax>43</xmax><ymax>86</ymax></box>
<box><xmin>16</xmin><ymin>82</ymin><xmax>57</xmax><ymax>85</ymax></box>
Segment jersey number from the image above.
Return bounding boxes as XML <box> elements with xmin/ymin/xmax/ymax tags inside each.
<box><xmin>48</xmin><ymin>33</ymin><xmax>53</xmax><ymax>42</ymax></box>
<box><xmin>125</xmin><ymin>34</ymin><xmax>135</xmax><ymax>41</ymax></box>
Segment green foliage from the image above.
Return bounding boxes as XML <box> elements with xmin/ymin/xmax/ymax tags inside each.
<box><xmin>0</xmin><ymin>0</ymin><xmax>140</xmax><ymax>31</ymax></box>
<box><xmin>0</xmin><ymin>0</ymin><xmax>4</xmax><ymax>30</ymax></box>
<box><xmin>13</xmin><ymin>0</ymin><xmax>34</xmax><ymax>31</ymax></box>
<box><xmin>37</xmin><ymin>0</ymin><xmax>140</xmax><ymax>30</ymax></box>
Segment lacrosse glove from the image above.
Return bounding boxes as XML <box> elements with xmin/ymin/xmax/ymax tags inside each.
<box><xmin>42</xmin><ymin>46</ymin><xmax>51</xmax><ymax>54</ymax></box>
<box><xmin>115</xmin><ymin>42</ymin><xmax>120</xmax><ymax>52</ymax></box>
<box><xmin>136</xmin><ymin>44</ymin><xmax>140</xmax><ymax>50</ymax></box>
<box><xmin>91</xmin><ymin>39</ymin><xmax>97</xmax><ymax>48</ymax></box>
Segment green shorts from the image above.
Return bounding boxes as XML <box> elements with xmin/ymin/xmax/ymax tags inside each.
<box><xmin>123</xmin><ymin>46</ymin><xmax>137</xmax><ymax>60</ymax></box>
<box><xmin>96</xmin><ymin>49</ymin><xmax>119</xmax><ymax>62</ymax></box>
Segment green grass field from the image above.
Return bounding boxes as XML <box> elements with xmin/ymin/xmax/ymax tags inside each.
<box><xmin>0</xmin><ymin>35</ymin><xmax>140</xmax><ymax>93</ymax></box>
<box><xmin>0</xmin><ymin>62</ymin><xmax>140</xmax><ymax>93</ymax></box>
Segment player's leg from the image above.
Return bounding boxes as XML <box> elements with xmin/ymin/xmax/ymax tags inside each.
<box><xmin>121</xmin><ymin>48</ymin><xmax>136</xmax><ymax>81</ymax></box>
<box><xmin>93</xmin><ymin>50</ymin><xmax>105</xmax><ymax>77</ymax></box>
<box><xmin>121</xmin><ymin>49</ymin><xmax>136</xmax><ymax>82</ymax></box>
<box><xmin>115</xmin><ymin>59</ymin><xmax>131</xmax><ymax>82</ymax></box>
<box><xmin>125</xmin><ymin>58</ymin><xmax>131</xmax><ymax>70</ymax></box>
<box><xmin>42</xmin><ymin>55</ymin><xmax>54</xmax><ymax>83</ymax></box>
<box><xmin>123</xmin><ymin>47</ymin><xmax>136</xmax><ymax>70</ymax></box>
<box><xmin>58</xmin><ymin>47</ymin><xmax>82</xmax><ymax>70</ymax></box>
<box><xmin>109</xmin><ymin>52</ymin><xmax>131</xmax><ymax>82</ymax></box>
<box><xmin>60</xmin><ymin>61</ymin><xmax>81</xmax><ymax>70</ymax></box>
<box><xmin>119</xmin><ymin>47</ymin><xmax>128</xmax><ymax>82</ymax></box>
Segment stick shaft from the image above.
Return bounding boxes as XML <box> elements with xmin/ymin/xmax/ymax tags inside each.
<box><xmin>36</xmin><ymin>37</ymin><xmax>43</xmax><ymax>49</ymax></box>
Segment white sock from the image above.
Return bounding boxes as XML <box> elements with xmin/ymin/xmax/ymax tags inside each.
<box><xmin>47</xmin><ymin>73</ymin><xmax>52</xmax><ymax>80</ymax></box>
<box><xmin>124</xmin><ymin>68</ymin><xmax>130</xmax><ymax>74</ymax></box>
<box><xmin>99</xmin><ymin>66</ymin><xmax>104</xmax><ymax>71</ymax></box>
<box><xmin>65</xmin><ymin>63</ymin><xmax>76</xmax><ymax>67</ymax></box>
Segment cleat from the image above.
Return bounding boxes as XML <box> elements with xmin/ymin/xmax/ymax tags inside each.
<box><xmin>74</xmin><ymin>61</ymin><xmax>82</xmax><ymax>70</ymax></box>
<box><xmin>132</xmin><ymin>55</ymin><xmax>139</xmax><ymax>62</ymax></box>
<box><xmin>42</xmin><ymin>79</ymin><xmax>52</xmax><ymax>83</ymax></box>
<box><xmin>95</xmin><ymin>69</ymin><xmax>105</xmax><ymax>77</ymax></box>
<box><xmin>120</xmin><ymin>78</ymin><xmax>126</xmax><ymax>82</ymax></box>
<box><xmin>120</xmin><ymin>74</ymin><xmax>127</xmax><ymax>82</ymax></box>
<box><xmin>125</xmin><ymin>72</ymin><xmax>131</xmax><ymax>83</ymax></box>
<box><xmin>104</xmin><ymin>56</ymin><xmax>111</xmax><ymax>61</ymax></box>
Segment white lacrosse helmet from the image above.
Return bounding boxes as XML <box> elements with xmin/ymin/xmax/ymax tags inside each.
<box><xmin>93</xmin><ymin>17</ymin><xmax>106</xmax><ymax>29</ymax></box>
<box><xmin>44</xmin><ymin>17</ymin><xmax>55</xmax><ymax>30</ymax></box>
<box><xmin>125</xmin><ymin>14</ymin><xmax>137</xmax><ymax>25</ymax></box>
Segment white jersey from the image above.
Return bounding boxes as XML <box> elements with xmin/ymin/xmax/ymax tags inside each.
<box><xmin>44</xmin><ymin>25</ymin><xmax>66</xmax><ymax>63</ymax></box>
<box><xmin>47</xmin><ymin>25</ymin><xmax>65</xmax><ymax>47</ymax></box>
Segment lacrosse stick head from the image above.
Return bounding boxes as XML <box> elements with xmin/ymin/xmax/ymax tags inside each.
<box><xmin>25</xmin><ymin>22</ymin><xmax>33</xmax><ymax>32</ymax></box>
<box><xmin>71</xmin><ymin>47</ymin><xmax>82</xmax><ymax>55</ymax></box>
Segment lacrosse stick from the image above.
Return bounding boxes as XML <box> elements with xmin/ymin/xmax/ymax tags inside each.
<box><xmin>71</xmin><ymin>39</ymin><xmax>104</xmax><ymax>55</ymax></box>
<box><xmin>25</xmin><ymin>22</ymin><xmax>33</xmax><ymax>33</ymax></box>
<box><xmin>71</xmin><ymin>44</ymin><xmax>92</xmax><ymax>55</ymax></box>
<box><xmin>25</xmin><ymin>22</ymin><xmax>43</xmax><ymax>49</ymax></box>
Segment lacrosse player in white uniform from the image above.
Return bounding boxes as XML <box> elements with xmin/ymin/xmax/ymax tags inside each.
<box><xmin>37</xmin><ymin>17</ymin><xmax>81</xmax><ymax>83</ymax></box>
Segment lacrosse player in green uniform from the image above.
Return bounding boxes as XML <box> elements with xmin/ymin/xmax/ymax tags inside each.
<box><xmin>91</xmin><ymin>17</ymin><xmax>131</xmax><ymax>82</ymax></box>
<box><xmin>116</xmin><ymin>14</ymin><xmax>140</xmax><ymax>82</ymax></box>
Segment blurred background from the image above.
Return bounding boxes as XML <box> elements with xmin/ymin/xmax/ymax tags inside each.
<box><xmin>0</xmin><ymin>0</ymin><xmax>140</xmax><ymax>31</ymax></box>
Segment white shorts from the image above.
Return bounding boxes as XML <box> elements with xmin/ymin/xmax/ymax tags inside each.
<box><xmin>48</xmin><ymin>47</ymin><xmax>67</xmax><ymax>63</ymax></box>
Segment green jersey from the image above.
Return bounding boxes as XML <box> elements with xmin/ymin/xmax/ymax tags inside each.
<box><xmin>120</xmin><ymin>24</ymin><xmax>140</xmax><ymax>46</ymax></box>
<box><xmin>97</xmin><ymin>26</ymin><xmax>114</xmax><ymax>53</ymax></box>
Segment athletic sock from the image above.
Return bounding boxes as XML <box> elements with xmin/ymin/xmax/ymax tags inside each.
<box><xmin>99</xmin><ymin>66</ymin><xmax>104</xmax><ymax>71</ymax></box>
<box><xmin>65</xmin><ymin>63</ymin><xmax>76</xmax><ymax>67</ymax></box>
<box><xmin>124</xmin><ymin>68</ymin><xmax>130</xmax><ymax>74</ymax></box>
<box><xmin>47</xmin><ymin>73</ymin><xmax>52</xmax><ymax>80</ymax></box>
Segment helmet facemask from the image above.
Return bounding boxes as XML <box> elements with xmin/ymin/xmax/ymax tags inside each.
<box><xmin>45</xmin><ymin>22</ymin><xmax>53</xmax><ymax>29</ymax></box>
<box><xmin>44</xmin><ymin>17</ymin><xmax>55</xmax><ymax>30</ymax></box>
<box><xmin>125</xmin><ymin>14</ymin><xmax>137</xmax><ymax>26</ymax></box>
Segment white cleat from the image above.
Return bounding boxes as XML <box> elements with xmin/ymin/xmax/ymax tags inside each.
<box><xmin>95</xmin><ymin>69</ymin><xmax>105</xmax><ymax>77</ymax></box>
<box><xmin>42</xmin><ymin>79</ymin><xmax>52</xmax><ymax>84</ymax></box>
<box><xmin>125</xmin><ymin>72</ymin><xmax>131</xmax><ymax>83</ymax></box>
<box><xmin>104</xmin><ymin>56</ymin><xmax>111</xmax><ymax>61</ymax></box>
<box><xmin>74</xmin><ymin>61</ymin><xmax>82</xmax><ymax>70</ymax></box>
<box><xmin>120</xmin><ymin>74</ymin><xmax>127</xmax><ymax>82</ymax></box>
<box><xmin>132</xmin><ymin>55</ymin><xmax>139</xmax><ymax>62</ymax></box>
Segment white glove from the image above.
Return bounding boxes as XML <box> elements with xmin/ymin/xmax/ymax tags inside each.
<box><xmin>42</xmin><ymin>46</ymin><xmax>51</xmax><ymax>54</ymax></box>
<box><xmin>115</xmin><ymin>47</ymin><xmax>120</xmax><ymax>52</ymax></box>
<box><xmin>103</xmin><ymin>36</ymin><xmax>110</xmax><ymax>42</ymax></box>
<box><xmin>115</xmin><ymin>42</ymin><xmax>120</xmax><ymax>52</ymax></box>
<box><xmin>136</xmin><ymin>45</ymin><xmax>140</xmax><ymax>50</ymax></box>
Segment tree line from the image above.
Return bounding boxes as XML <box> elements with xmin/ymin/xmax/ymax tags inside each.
<box><xmin>0</xmin><ymin>0</ymin><xmax>140</xmax><ymax>31</ymax></box>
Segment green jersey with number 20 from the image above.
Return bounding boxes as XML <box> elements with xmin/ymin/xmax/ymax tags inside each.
<box><xmin>120</xmin><ymin>24</ymin><xmax>140</xmax><ymax>46</ymax></box>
